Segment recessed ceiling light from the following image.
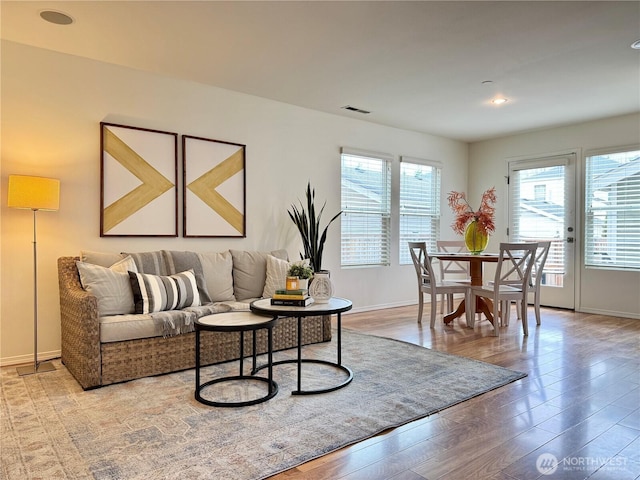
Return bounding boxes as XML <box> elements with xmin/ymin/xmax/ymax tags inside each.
<box><xmin>40</xmin><ymin>10</ymin><xmax>74</xmax><ymax>25</ymax></box>
<box><xmin>491</xmin><ymin>98</ymin><xmax>508</xmax><ymax>105</ymax></box>
<box><xmin>632</xmin><ymin>39</ymin><xmax>640</xmax><ymax>50</ymax></box>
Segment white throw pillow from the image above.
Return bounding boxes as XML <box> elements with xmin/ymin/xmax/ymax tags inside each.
<box><xmin>262</xmin><ymin>255</ymin><xmax>290</xmax><ymax>298</ymax></box>
<box><xmin>76</xmin><ymin>256</ymin><xmax>138</xmax><ymax>316</ymax></box>
<box><xmin>262</xmin><ymin>256</ymin><xmax>311</xmax><ymax>298</ymax></box>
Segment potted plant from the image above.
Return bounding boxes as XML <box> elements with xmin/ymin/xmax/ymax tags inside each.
<box><xmin>288</xmin><ymin>182</ymin><xmax>342</xmax><ymax>273</ymax></box>
<box><xmin>287</xmin><ymin>263</ymin><xmax>314</xmax><ymax>290</ymax></box>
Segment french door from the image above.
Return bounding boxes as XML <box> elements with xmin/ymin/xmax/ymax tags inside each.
<box><xmin>508</xmin><ymin>153</ymin><xmax>576</xmax><ymax>309</ymax></box>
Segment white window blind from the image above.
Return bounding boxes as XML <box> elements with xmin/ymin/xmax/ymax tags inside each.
<box><xmin>399</xmin><ymin>157</ymin><xmax>441</xmax><ymax>265</ymax></box>
<box><xmin>585</xmin><ymin>148</ymin><xmax>640</xmax><ymax>270</ymax></box>
<box><xmin>340</xmin><ymin>148</ymin><xmax>391</xmax><ymax>267</ymax></box>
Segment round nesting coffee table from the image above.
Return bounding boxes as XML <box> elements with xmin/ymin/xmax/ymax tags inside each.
<box><xmin>195</xmin><ymin>311</ymin><xmax>278</xmax><ymax>407</ymax></box>
<box><xmin>250</xmin><ymin>297</ymin><xmax>353</xmax><ymax>395</ymax></box>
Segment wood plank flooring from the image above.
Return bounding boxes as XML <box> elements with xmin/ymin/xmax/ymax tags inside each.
<box><xmin>271</xmin><ymin>303</ymin><xmax>640</xmax><ymax>479</ymax></box>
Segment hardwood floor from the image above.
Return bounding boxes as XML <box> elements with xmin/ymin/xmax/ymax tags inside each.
<box><xmin>271</xmin><ymin>303</ymin><xmax>640</xmax><ymax>480</ymax></box>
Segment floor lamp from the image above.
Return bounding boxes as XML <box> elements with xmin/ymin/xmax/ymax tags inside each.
<box><xmin>8</xmin><ymin>175</ymin><xmax>60</xmax><ymax>376</ymax></box>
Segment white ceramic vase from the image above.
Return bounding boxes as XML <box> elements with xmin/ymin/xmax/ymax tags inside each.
<box><xmin>308</xmin><ymin>270</ymin><xmax>333</xmax><ymax>303</ymax></box>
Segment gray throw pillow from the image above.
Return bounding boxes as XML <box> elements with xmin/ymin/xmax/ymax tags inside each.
<box><xmin>128</xmin><ymin>270</ymin><xmax>201</xmax><ymax>314</ymax></box>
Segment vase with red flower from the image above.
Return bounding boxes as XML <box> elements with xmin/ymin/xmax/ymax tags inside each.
<box><xmin>447</xmin><ymin>187</ymin><xmax>496</xmax><ymax>255</ymax></box>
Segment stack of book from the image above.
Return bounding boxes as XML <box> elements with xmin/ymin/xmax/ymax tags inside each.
<box><xmin>271</xmin><ymin>289</ymin><xmax>314</xmax><ymax>307</ymax></box>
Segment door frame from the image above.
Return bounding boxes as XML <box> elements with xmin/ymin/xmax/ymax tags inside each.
<box><xmin>505</xmin><ymin>149</ymin><xmax>581</xmax><ymax>310</ymax></box>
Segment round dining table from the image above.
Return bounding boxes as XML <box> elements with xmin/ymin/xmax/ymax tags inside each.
<box><xmin>431</xmin><ymin>252</ymin><xmax>501</xmax><ymax>325</ymax></box>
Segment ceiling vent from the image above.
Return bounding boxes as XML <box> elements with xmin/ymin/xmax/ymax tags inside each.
<box><xmin>341</xmin><ymin>105</ymin><xmax>371</xmax><ymax>114</ymax></box>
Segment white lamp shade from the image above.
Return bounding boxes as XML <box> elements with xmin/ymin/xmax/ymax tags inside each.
<box><xmin>8</xmin><ymin>175</ymin><xmax>60</xmax><ymax>211</ymax></box>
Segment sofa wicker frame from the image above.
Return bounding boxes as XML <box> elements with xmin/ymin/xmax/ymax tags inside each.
<box><xmin>58</xmin><ymin>256</ymin><xmax>332</xmax><ymax>390</ymax></box>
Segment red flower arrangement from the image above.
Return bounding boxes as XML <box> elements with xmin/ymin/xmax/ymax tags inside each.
<box><xmin>447</xmin><ymin>187</ymin><xmax>497</xmax><ymax>236</ymax></box>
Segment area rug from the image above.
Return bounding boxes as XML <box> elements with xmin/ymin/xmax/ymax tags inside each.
<box><xmin>1</xmin><ymin>330</ymin><xmax>526</xmax><ymax>480</ymax></box>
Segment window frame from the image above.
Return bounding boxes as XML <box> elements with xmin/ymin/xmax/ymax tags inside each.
<box><xmin>584</xmin><ymin>145</ymin><xmax>640</xmax><ymax>271</ymax></box>
<box><xmin>340</xmin><ymin>147</ymin><xmax>392</xmax><ymax>268</ymax></box>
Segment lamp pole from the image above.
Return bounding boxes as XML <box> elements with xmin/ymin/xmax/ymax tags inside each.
<box><xmin>16</xmin><ymin>208</ymin><xmax>55</xmax><ymax>375</ymax></box>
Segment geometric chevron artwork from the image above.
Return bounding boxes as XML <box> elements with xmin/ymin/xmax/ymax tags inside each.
<box><xmin>183</xmin><ymin>135</ymin><xmax>246</xmax><ymax>237</ymax></box>
<box><xmin>100</xmin><ymin>123</ymin><xmax>178</xmax><ymax>236</ymax></box>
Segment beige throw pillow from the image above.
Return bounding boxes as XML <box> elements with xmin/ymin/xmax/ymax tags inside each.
<box><xmin>76</xmin><ymin>256</ymin><xmax>138</xmax><ymax>316</ymax></box>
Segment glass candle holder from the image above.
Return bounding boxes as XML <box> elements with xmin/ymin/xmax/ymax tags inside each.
<box><xmin>286</xmin><ymin>276</ymin><xmax>299</xmax><ymax>291</ymax></box>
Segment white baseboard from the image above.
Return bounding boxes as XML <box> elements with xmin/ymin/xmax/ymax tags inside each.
<box><xmin>345</xmin><ymin>300</ymin><xmax>415</xmax><ymax>314</ymax></box>
<box><xmin>577</xmin><ymin>307</ymin><xmax>640</xmax><ymax>320</ymax></box>
<box><xmin>0</xmin><ymin>350</ymin><xmax>61</xmax><ymax>367</ymax></box>
<box><xmin>345</xmin><ymin>295</ymin><xmax>466</xmax><ymax>315</ymax></box>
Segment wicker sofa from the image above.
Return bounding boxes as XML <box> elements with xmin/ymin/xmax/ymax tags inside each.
<box><xmin>58</xmin><ymin>249</ymin><xmax>331</xmax><ymax>390</ymax></box>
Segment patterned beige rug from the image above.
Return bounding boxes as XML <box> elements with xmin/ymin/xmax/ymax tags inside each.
<box><xmin>1</xmin><ymin>330</ymin><xmax>525</xmax><ymax>480</ymax></box>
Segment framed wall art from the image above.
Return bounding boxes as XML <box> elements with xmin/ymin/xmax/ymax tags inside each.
<box><xmin>183</xmin><ymin>135</ymin><xmax>246</xmax><ymax>237</ymax></box>
<box><xmin>100</xmin><ymin>122</ymin><xmax>178</xmax><ymax>236</ymax></box>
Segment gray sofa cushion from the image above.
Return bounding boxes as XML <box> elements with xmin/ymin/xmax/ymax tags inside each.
<box><xmin>80</xmin><ymin>250</ymin><xmax>125</xmax><ymax>267</ymax></box>
<box><xmin>123</xmin><ymin>250</ymin><xmax>169</xmax><ymax>275</ymax></box>
<box><xmin>198</xmin><ymin>251</ymin><xmax>235</xmax><ymax>302</ymax></box>
<box><xmin>230</xmin><ymin>249</ymin><xmax>288</xmax><ymax>300</ymax></box>
<box><xmin>99</xmin><ymin>302</ymin><xmax>240</xmax><ymax>343</ymax></box>
<box><xmin>163</xmin><ymin>250</ymin><xmax>213</xmax><ymax>303</ymax></box>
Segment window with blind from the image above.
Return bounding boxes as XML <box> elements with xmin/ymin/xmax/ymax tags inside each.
<box><xmin>585</xmin><ymin>148</ymin><xmax>640</xmax><ymax>270</ymax></box>
<box><xmin>398</xmin><ymin>158</ymin><xmax>441</xmax><ymax>265</ymax></box>
<box><xmin>340</xmin><ymin>148</ymin><xmax>391</xmax><ymax>267</ymax></box>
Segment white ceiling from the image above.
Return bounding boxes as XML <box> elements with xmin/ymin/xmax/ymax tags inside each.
<box><xmin>2</xmin><ymin>1</ymin><xmax>639</xmax><ymax>142</ymax></box>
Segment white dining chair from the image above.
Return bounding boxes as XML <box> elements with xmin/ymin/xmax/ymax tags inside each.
<box><xmin>469</xmin><ymin>242</ymin><xmax>538</xmax><ymax>336</ymax></box>
<box><xmin>408</xmin><ymin>242</ymin><xmax>470</xmax><ymax>328</ymax></box>
<box><xmin>502</xmin><ymin>241</ymin><xmax>551</xmax><ymax>327</ymax></box>
<box><xmin>436</xmin><ymin>240</ymin><xmax>471</xmax><ymax>313</ymax></box>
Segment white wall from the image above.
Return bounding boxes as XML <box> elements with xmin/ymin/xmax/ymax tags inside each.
<box><xmin>1</xmin><ymin>41</ymin><xmax>468</xmax><ymax>364</ymax></box>
<box><xmin>469</xmin><ymin>113</ymin><xmax>640</xmax><ymax>319</ymax></box>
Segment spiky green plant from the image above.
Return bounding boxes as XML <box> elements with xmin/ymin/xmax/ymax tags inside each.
<box><xmin>288</xmin><ymin>182</ymin><xmax>342</xmax><ymax>273</ymax></box>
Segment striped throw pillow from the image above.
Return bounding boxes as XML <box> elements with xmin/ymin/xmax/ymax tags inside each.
<box><xmin>129</xmin><ymin>269</ymin><xmax>201</xmax><ymax>314</ymax></box>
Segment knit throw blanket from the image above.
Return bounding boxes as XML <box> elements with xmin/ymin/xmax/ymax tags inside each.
<box><xmin>150</xmin><ymin>303</ymin><xmax>236</xmax><ymax>337</ymax></box>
